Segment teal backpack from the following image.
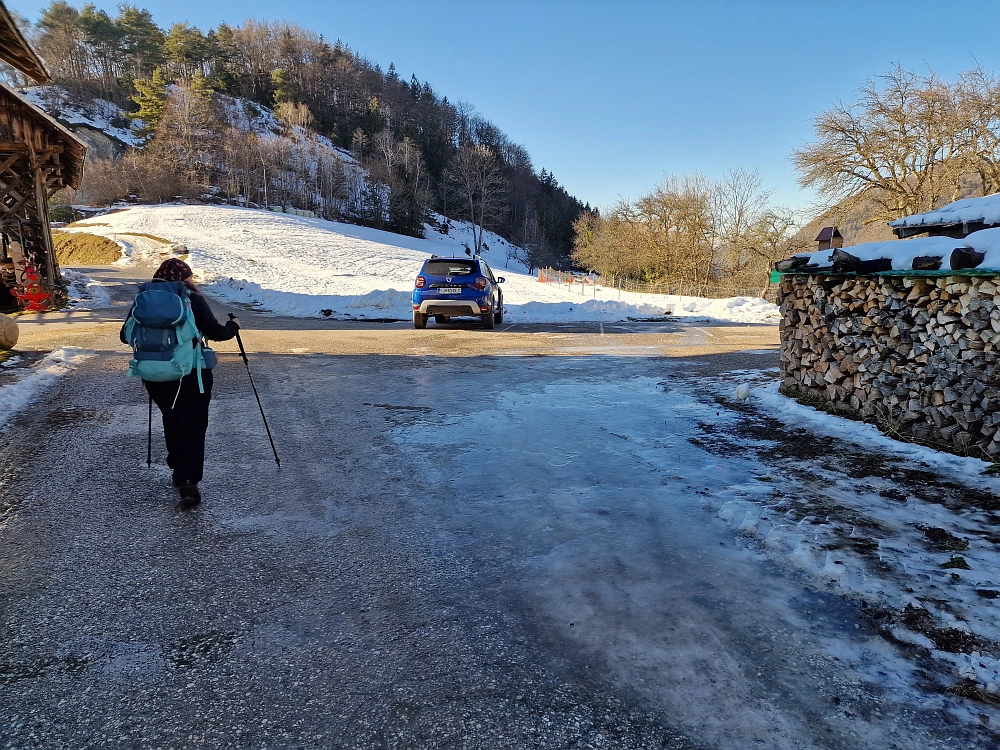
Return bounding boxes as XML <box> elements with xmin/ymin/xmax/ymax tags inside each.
<box><xmin>125</xmin><ymin>281</ymin><xmax>216</xmax><ymax>403</ymax></box>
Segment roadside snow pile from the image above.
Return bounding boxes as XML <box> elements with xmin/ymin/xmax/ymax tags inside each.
<box><xmin>798</xmin><ymin>225</ymin><xmax>1000</xmax><ymax>272</ymax></box>
<box><xmin>18</xmin><ymin>86</ymin><xmax>140</xmax><ymax>146</ymax></box>
<box><xmin>62</xmin><ymin>269</ymin><xmax>112</xmax><ymax>311</ymax></box>
<box><xmin>67</xmin><ymin>204</ymin><xmax>779</xmax><ymax>324</ymax></box>
<box><xmin>0</xmin><ymin>348</ymin><xmax>93</xmax><ymax>430</ymax></box>
<box><xmin>750</xmin><ymin>380</ymin><xmax>995</xmax><ymax>483</ymax></box>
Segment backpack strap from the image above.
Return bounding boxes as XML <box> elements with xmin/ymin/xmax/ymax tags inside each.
<box><xmin>195</xmin><ymin>339</ymin><xmax>204</xmax><ymax>394</ymax></box>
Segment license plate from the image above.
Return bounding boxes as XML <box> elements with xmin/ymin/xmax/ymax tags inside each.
<box><xmin>438</xmin><ymin>287</ymin><xmax>462</xmax><ymax>295</ymax></box>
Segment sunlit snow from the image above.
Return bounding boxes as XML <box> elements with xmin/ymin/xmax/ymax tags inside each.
<box><xmin>68</xmin><ymin>204</ymin><xmax>780</xmax><ymax>324</ymax></box>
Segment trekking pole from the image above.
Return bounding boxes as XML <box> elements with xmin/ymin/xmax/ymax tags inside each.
<box><xmin>229</xmin><ymin>314</ymin><xmax>280</xmax><ymax>467</ymax></box>
<box><xmin>147</xmin><ymin>394</ymin><xmax>152</xmax><ymax>468</ymax></box>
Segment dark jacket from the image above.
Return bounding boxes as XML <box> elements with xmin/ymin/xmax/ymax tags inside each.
<box><xmin>120</xmin><ymin>280</ymin><xmax>239</xmax><ymax>345</ymax></box>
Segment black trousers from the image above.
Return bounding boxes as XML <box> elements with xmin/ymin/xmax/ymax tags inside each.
<box><xmin>145</xmin><ymin>369</ymin><xmax>214</xmax><ymax>485</ymax></box>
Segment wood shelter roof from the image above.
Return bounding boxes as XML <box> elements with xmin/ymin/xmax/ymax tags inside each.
<box><xmin>0</xmin><ymin>2</ymin><xmax>50</xmax><ymax>84</ymax></box>
<box><xmin>0</xmin><ymin>84</ymin><xmax>88</xmax><ymax>190</ymax></box>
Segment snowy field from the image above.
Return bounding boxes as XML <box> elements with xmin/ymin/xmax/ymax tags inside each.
<box><xmin>65</xmin><ymin>205</ymin><xmax>778</xmax><ymax>324</ymax></box>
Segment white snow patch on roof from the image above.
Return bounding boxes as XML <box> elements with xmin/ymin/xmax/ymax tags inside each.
<box><xmin>800</xmin><ymin>226</ymin><xmax>1000</xmax><ymax>273</ymax></box>
<box><xmin>890</xmin><ymin>193</ymin><xmax>1000</xmax><ymax>229</ymax></box>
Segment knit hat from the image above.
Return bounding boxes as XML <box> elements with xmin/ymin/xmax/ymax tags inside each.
<box><xmin>152</xmin><ymin>258</ymin><xmax>193</xmax><ymax>282</ymax></box>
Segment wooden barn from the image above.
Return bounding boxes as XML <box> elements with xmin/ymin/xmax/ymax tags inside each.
<box><xmin>0</xmin><ymin>2</ymin><xmax>87</xmax><ymax>313</ymax></box>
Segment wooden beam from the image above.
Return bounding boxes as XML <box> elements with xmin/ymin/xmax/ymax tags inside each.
<box><xmin>0</xmin><ymin>142</ymin><xmax>63</xmax><ymax>154</ymax></box>
<box><xmin>0</xmin><ymin>152</ymin><xmax>22</xmax><ymax>176</ymax></box>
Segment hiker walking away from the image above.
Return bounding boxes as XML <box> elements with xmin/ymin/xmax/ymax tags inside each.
<box><xmin>120</xmin><ymin>259</ymin><xmax>240</xmax><ymax>507</ymax></box>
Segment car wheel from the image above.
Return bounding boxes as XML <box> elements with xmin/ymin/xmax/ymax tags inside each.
<box><xmin>434</xmin><ymin>315</ymin><xmax>449</xmax><ymax>324</ymax></box>
<box><xmin>413</xmin><ymin>312</ymin><xmax>427</xmax><ymax>329</ymax></box>
<box><xmin>493</xmin><ymin>306</ymin><xmax>503</xmax><ymax>325</ymax></box>
<box><xmin>481</xmin><ymin>307</ymin><xmax>496</xmax><ymax>330</ymax></box>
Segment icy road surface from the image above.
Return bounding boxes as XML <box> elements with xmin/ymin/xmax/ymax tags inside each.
<box><xmin>0</xmin><ymin>279</ymin><xmax>997</xmax><ymax>748</ymax></box>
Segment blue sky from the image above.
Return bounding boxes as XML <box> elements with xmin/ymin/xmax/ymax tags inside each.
<box><xmin>12</xmin><ymin>0</ymin><xmax>1000</xmax><ymax>213</ymax></box>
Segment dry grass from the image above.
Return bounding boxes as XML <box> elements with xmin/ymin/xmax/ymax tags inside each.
<box><xmin>52</xmin><ymin>230</ymin><xmax>122</xmax><ymax>265</ymax></box>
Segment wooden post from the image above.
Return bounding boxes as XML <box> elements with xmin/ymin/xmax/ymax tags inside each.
<box><xmin>34</xmin><ymin>164</ymin><xmax>57</xmax><ymax>289</ymax></box>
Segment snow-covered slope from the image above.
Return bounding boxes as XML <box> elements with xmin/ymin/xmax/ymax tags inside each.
<box><xmin>67</xmin><ymin>204</ymin><xmax>778</xmax><ymax>324</ymax></box>
<box><xmin>19</xmin><ymin>86</ymin><xmax>141</xmax><ymax>146</ymax></box>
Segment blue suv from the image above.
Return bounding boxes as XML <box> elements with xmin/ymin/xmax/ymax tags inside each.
<box><xmin>412</xmin><ymin>256</ymin><xmax>505</xmax><ymax>329</ymax></box>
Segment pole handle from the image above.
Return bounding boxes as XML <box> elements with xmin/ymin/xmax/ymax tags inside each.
<box><xmin>228</xmin><ymin>313</ymin><xmax>249</xmax><ymax>363</ymax></box>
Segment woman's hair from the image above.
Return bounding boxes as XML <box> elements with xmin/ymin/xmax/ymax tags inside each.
<box><xmin>152</xmin><ymin>258</ymin><xmax>193</xmax><ymax>282</ymax></box>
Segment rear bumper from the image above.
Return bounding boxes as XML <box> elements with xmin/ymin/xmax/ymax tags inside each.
<box><xmin>415</xmin><ymin>298</ymin><xmax>485</xmax><ymax>316</ymax></box>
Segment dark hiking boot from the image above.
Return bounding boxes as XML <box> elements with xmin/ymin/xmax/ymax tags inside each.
<box><xmin>176</xmin><ymin>482</ymin><xmax>201</xmax><ymax>508</ymax></box>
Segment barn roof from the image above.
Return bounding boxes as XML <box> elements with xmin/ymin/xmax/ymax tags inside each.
<box><xmin>815</xmin><ymin>226</ymin><xmax>843</xmax><ymax>242</ymax></box>
<box><xmin>0</xmin><ymin>84</ymin><xmax>88</xmax><ymax>190</ymax></box>
<box><xmin>0</xmin><ymin>2</ymin><xmax>50</xmax><ymax>84</ymax></box>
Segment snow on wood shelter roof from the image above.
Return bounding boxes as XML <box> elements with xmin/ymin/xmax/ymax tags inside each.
<box><xmin>889</xmin><ymin>193</ymin><xmax>1000</xmax><ymax>239</ymax></box>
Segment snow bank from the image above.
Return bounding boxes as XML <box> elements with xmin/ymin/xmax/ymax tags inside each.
<box><xmin>0</xmin><ymin>348</ymin><xmax>94</xmax><ymax>430</ymax></box>
<box><xmin>69</xmin><ymin>204</ymin><xmax>779</xmax><ymax>324</ymax></box>
<box><xmin>749</xmin><ymin>380</ymin><xmax>998</xmax><ymax>487</ymax></box>
<box><xmin>62</xmin><ymin>269</ymin><xmax>112</xmax><ymax>311</ymax></box>
<box><xmin>713</xmin><ymin>372</ymin><xmax>1000</xmax><ymax>700</ymax></box>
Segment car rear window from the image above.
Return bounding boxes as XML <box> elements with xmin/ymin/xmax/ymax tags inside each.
<box><xmin>423</xmin><ymin>260</ymin><xmax>476</xmax><ymax>277</ymax></box>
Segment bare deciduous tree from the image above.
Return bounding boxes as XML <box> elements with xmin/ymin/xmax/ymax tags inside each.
<box><xmin>445</xmin><ymin>144</ymin><xmax>505</xmax><ymax>254</ymax></box>
<box><xmin>793</xmin><ymin>65</ymin><xmax>983</xmax><ymax>223</ymax></box>
<box><xmin>573</xmin><ymin>170</ymin><xmax>800</xmax><ymax>296</ymax></box>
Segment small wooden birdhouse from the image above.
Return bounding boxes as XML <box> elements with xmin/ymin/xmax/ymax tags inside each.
<box><xmin>815</xmin><ymin>226</ymin><xmax>844</xmax><ymax>252</ymax></box>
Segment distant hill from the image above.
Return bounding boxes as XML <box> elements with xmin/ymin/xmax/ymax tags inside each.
<box><xmin>15</xmin><ymin>3</ymin><xmax>587</xmax><ymax>268</ymax></box>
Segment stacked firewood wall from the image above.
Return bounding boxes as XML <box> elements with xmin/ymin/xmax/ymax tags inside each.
<box><xmin>778</xmin><ymin>274</ymin><xmax>1000</xmax><ymax>458</ymax></box>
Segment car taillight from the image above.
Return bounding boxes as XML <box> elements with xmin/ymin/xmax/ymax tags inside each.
<box><xmin>415</xmin><ymin>275</ymin><xmax>426</xmax><ymax>288</ymax></box>
<box><xmin>474</xmin><ymin>276</ymin><xmax>487</xmax><ymax>290</ymax></box>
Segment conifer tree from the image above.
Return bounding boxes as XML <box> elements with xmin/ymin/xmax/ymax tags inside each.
<box><xmin>117</xmin><ymin>5</ymin><xmax>165</xmax><ymax>79</ymax></box>
<box><xmin>129</xmin><ymin>66</ymin><xmax>167</xmax><ymax>141</ymax></box>
<box><xmin>271</xmin><ymin>67</ymin><xmax>296</xmax><ymax>104</ymax></box>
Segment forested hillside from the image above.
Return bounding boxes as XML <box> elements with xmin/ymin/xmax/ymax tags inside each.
<box><xmin>10</xmin><ymin>2</ymin><xmax>586</xmax><ymax>268</ymax></box>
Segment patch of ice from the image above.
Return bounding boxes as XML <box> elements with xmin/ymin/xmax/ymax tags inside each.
<box><xmin>0</xmin><ymin>347</ymin><xmax>94</xmax><ymax>430</ymax></box>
